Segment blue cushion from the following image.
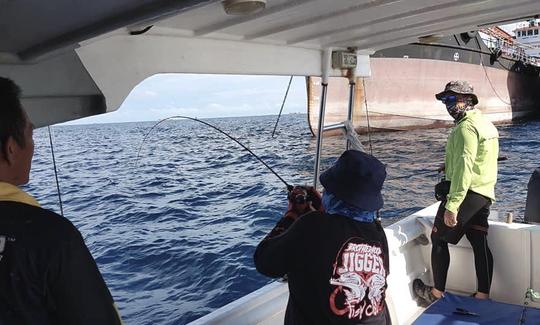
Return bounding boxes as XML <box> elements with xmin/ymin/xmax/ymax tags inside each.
<box><xmin>413</xmin><ymin>292</ymin><xmax>540</xmax><ymax>324</ymax></box>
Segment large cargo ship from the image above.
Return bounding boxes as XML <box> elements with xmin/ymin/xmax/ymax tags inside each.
<box><xmin>308</xmin><ymin>26</ymin><xmax>540</xmax><ymax>135</ymax></box>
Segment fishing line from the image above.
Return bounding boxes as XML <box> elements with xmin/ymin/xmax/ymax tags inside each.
<box><xmin>390</xmin><ymin>169</ymin><xmax>437</xmax><ymax>180</ymax></box>
<box><xmin>135</xmin><ymin>116</ymin><xmax>292</xmax><ymax>189</ymax></box>
<box><xmin>271</xmin><ymin>76</ymin><xmax>294</xmax><ymax>138</ymax></box>
<box><xmin>389</xmin><ymin>156</ymin><xmax>508</xmax><ymax>181</ymax></box>
<box><xmin>47</xmin><ymin>126</ymin><xmax>64</xmax><ymax>217</ymax></box>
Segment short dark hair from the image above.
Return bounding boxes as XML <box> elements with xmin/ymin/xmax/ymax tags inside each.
<box><xmin>0</xmin><ymin>77</ymin><xmax>27</xmax><ymax>159</ymax></box>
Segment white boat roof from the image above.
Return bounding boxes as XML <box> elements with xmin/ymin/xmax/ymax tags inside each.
<box><xmin>1</xmin><ymin>0</ymin><xmax>539</xmax><ymax>126</ymax></box>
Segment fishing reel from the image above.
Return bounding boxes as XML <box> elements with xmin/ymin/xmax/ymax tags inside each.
<box><xmin>287</xmin><ymin>186</ymin><xmax>309</xmax><ymax>204</ymax></box>
<box><xmin>287</xmin><ymin>185</ymin><xmax>323</xmax><ymax>211</ymax></box>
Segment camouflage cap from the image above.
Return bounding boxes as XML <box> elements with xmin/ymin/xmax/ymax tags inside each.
<box><xmin>435</xmin><ymin>80</ymin><xmax>478</xmax><ymax>105</ymax></box>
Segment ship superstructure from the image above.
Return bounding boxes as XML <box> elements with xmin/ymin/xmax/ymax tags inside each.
<box><xmin>515</xmin><ymin>19</ymin><xmax>540</xmax><ymax>58</ymax></box>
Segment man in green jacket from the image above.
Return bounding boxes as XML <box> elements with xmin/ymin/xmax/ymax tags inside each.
<box><xmin>414</xmin><ymin>80</ymin><xmax>499</xmax><ymax>306</ymax></box>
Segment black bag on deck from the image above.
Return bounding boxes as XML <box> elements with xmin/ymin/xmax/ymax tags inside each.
<box><xmin>435</xmin><ymin>180</ymin><xmax>450</xmax><ymax>201</ymax></box>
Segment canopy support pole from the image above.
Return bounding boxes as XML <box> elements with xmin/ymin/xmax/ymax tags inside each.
<box><xmin>346</xmin><ymin>69</ymin><xmax>356</xmax><ymax>150</ymax></box>
<box><xmin>313</xmin><ymin>49</ymin><xmax>332</xmax><ymax>189</ymax></box>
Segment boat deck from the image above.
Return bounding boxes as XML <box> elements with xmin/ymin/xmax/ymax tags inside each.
<box><xmin>413</xmin><ymin>292</ymin><xmax>540</xmax><ymax>324</ymax></box>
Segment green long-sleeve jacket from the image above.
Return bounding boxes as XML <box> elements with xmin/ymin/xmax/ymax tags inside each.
<box><xmin>445</xmin><ymin>109</ymin><xmax>499</xmax><ymax>213</ymax></box>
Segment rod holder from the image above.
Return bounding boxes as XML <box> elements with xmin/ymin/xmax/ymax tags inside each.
<box><xmin>506</xmin><ymin>212</ymin><xmax>513</xmax><ymax>224</ymax></box>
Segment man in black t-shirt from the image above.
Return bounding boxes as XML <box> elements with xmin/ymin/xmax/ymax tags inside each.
<box><xmin>255</xmin><ymin>150</ymin><xmax>391</xmax><ymax>324</ymax></box>
<box><xmin>0</xmin><ymin>77</ymin><xmax>122</xmax><ymax>324</ymax></box>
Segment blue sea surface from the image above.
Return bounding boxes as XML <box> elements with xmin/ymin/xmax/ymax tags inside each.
<box><xmin>27</xmin><ymin>114</ymin><xmax>540</xmax><ymax>324</ymax></box>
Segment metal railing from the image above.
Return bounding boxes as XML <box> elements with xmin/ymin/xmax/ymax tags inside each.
<box><xmin>479</xmin><ymin>31</ymin><xmax>540</xmax><ymax>66</ymax></box>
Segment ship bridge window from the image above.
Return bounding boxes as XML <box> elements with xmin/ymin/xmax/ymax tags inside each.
<box><xmin>535</xmin><ymin>29</ymin><xmax>539</xmax><ymax>35</ymax></box>
<box><xmin>528</xmin><ymin>30</ymin><xmax>533</xmax><ymax>36</ymax></box>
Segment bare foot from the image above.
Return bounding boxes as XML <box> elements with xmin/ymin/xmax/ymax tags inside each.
<box><xmin>431</xmin><ymin>288</ymin><xmax>444</xmax><ymax>299</ymax></box>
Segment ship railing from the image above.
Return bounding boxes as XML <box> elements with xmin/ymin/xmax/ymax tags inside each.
<box><xmin>480</xmin><ymin>35</ymin><xmax>540</xmax><ymax>66</ymax></box>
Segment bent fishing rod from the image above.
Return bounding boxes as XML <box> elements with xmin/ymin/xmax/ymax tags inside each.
<box><xmin>135</xmin><ymin>116</ymin><xmax>293</xmax><ymax>190</ymax></box>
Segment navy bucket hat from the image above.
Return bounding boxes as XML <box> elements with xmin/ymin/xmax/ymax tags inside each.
<box><xmin>320</xmin><ymin>150</ymin><xmax>386</xmax><ymax>211</ymax></box>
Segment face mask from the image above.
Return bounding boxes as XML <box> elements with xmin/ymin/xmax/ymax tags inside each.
<box><xmin>446</xmin><ymin>102</ymin><xmax>465</xmax><ymax>121</ymax></box>
<box><xmin>442</xmin><ymin>95</ymin><xmax>474</xmax><ymax>121</ymax></box>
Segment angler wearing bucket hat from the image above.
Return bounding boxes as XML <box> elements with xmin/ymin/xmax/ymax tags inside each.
<box><xmin>435</xmin><ymin>80</ymin><xmax>478</xmax><ymax>122</ymax></box>
<box><xmin>254</xmin><ymin>150</ymin><xmax>391</xmax><ymax>325</ymax></box>
<box><xmin>414</xmin><ymin>80</ymin><xmax>499</xmax><ymax>307</ymax></box>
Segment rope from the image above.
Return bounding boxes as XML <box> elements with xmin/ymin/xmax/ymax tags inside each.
<box><xmin>480</xmin><ymin>60</ymin><xmax>512</xmax><ymax>106</ymax></box>
<box><xmin>475</xmin><ymin>37</ymin><xmax>512</xmax><ymax>105</ymax></box>
<box><xmin>271</xmin><ymin>76</ymin><xmax>294</xmax><ymax>137</ymax></box>
<box><xmin>47</xmin><ymin>126</ymin><xmax>64</xmax><ymax>217</ymax></box>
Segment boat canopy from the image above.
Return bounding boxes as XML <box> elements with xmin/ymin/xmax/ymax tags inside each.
<box><xmin>1</xmin><ymin>0</ymin><xmax>539</xmax><ymax>126</ymax></box>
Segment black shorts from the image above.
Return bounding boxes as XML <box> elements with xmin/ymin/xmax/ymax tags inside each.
<box><xmin>432</xmin><ymin>191</ymin><xmax>491</xmax><ymax>244</ymax></box>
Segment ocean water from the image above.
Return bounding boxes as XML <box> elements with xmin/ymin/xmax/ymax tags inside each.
<box><xmin>26</xmin><ymin>114</ymin><xmax>539</xmax><ymax>324</ymax></box>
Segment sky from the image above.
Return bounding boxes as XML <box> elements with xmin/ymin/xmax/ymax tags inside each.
<box><xmin>499</xmin><ymin>23</ymin><xmax>518</xmax><ymax>35</ymax></box>
<box><xmin>68</xmin><ymin>74</ymin><xmax>308</xmax><ymax>125</ymax></box>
